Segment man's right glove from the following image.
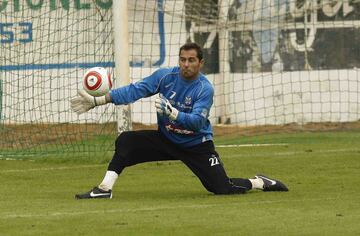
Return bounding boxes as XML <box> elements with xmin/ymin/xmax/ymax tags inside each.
<box><xmin>155</xmin><ymin>93</ymin><xmax>179</xmax><ymax>121</ymax></box>
<box><xmin>70</xmin><ymin>89</ymin><xmax>107</xmax><ymax>115</ymax></box>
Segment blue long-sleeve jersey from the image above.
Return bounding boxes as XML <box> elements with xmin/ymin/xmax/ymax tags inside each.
<box><xmin>110</xmin><ymin>67</ymin><xmax>214</xmax><ymax>147</ymax></box>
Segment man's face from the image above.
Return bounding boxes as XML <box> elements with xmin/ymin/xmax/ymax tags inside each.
<box><xmin>179</xmin><ymin>49</ymin><xmax>204</xmax><ymax>80</ymax></box>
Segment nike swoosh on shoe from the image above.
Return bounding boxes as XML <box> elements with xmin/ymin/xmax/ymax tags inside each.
<box><xmin>90</xmin><ymin>192</ymin><xmax>111</xmax><ymax>197</ymax></box>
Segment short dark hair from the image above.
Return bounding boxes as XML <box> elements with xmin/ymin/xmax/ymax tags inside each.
<box><xmin>179</xmin><ymin>42</ymin><xmax>203</xmax><ymax>61</ymax></box>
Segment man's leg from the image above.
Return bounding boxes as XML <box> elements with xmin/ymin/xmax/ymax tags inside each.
<box><xmin>107</xmin><ymin>130</ymin><xmax>178</xmax><ymax>174</ymax></box>
<box><xmin>180</xmin><ymin>141</ymin><xmax>251</xmax><ymax>195</ymax></box>
<box><xmin>75</xmin><ymin>130</ymin><xmax>179</xmax><ymax>199</ymax></box>
<box><xmin>180</xmin><ymin>141</ymin><xmax>288</xmax><ymax>194</ymax></box>
<box><xmin>100</xmin><ymin>130</ymin><xmax>179</xmax><ymax>190</ymax></box>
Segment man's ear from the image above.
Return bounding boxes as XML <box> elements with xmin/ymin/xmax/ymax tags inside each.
<box><xmin>199</xmin><ymin>59</ymin><xmax>205</xmax><ymax>68</ymax></box>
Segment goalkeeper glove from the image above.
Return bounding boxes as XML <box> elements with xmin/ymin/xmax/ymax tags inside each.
<box><xmin>155</xmin><ymin>93</ymin><xmax>179</xmax><ymax>121</ymax></box>
<box><xmin>70</xmin><ymin>89</ymin><xmax>107</xmax><ymax>115</ymax></box>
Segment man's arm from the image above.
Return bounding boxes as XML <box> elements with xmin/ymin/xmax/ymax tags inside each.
<box><xmin>70</xmin><ymin>90</ymin><xmax>107</xmax><ymax>115</ymax></box>
<box><xmin>70</xmin><ymin>68</ymin><xmax>171</xmax><ymax>115</ymax></box>
<box><xmin>156</xmin><ymin>85</ymin><xmax>213</xmax><ymax>132</ymax></box>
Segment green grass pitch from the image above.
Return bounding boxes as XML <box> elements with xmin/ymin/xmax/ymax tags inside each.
<box><xmin>1</xmin><ymin>131</ymin><xmax>360</xmax><ymax>235</ymax></box>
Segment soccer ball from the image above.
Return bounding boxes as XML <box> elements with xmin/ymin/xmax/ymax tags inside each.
<box><xmin>83</xmin><ymin>67</ymin><xmax>112</xmax><ymax>97</ymax></box>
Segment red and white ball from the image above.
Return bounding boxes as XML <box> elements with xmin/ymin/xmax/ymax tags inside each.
<box><xmin>83</xmin><ymin>67</ymin><xmax>112</xmax><ymax>97</ymax></box>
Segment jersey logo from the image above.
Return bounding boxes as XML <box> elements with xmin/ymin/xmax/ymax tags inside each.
<box><xmin>165</xmin><ymin>124</ymin><xmax>194</xmax><ymax>135</ymax></box>
<box><xmin>185</xmin><ymin>96</ymin><xmax>192</xmax><ymax>105</ymax></box>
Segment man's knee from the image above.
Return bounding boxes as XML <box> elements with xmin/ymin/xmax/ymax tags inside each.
<box><xmin>113</xmin><ymin>131</ymin><xmax>136</xmax><ymax>165</ymax></box>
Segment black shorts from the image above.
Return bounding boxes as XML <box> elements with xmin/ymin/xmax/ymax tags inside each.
<box><xmin>108</xmin><ymin>130</ymin><xmax>251</xmax><ymax>194</ymax></box>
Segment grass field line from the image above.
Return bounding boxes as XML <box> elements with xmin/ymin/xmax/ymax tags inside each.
<box><xmin>0</xmin><ymin>197</ymin><xmax>343</xmax><ymax>220</ymax></box>
<box><xmin>217</xmin><ymin>143</ymin><xmax>289</xmax><ymax>147</ymax></box>
<box><xmin>0</xmin><ymin>164</ymin><xmax>105</xmax><ymax>173</ymax></box>
<box><xmin>225</xmin><ymin>148</ymin><xmax>360</xmax><ymax>158</ymax></box>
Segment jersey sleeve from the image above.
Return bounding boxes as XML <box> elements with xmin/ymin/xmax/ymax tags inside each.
<box><xmin>109</xmin><ymin>68</ymin><xmax>169</xmax><ymax>105</ymax></box>
<box><xmin>176</xmin><ymin>83</ymin><xmax>213</xmax><ymax>132</ymax></box>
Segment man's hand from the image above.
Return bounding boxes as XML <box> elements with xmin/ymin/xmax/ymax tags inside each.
<box><xmin>155</xmin><ymin>94</ymin><xmax>179</xmax><ymax>120</ymax></box>
<box><xmin>70</xmin><ymin>89</ymin><xmax>107</xmax><ymax>115</ymax></box>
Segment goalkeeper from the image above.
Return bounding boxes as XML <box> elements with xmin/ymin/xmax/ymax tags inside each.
<box><xmin>71</xmin><ymin>42</ymin><xmax>288</xmax><ymax>199</ymax></box>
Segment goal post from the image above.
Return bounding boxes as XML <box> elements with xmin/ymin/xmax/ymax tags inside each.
<box><xmin>0</xmin><ymin>79</ymin><xmax>2</xmax><ymax>125</ymax></box>
<box><xmin>112</xmin><ymin>0</ymin><xmax>132</xmax><ymax>133</ymax></box>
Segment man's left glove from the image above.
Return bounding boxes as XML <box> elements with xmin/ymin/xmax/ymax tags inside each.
<box><xmin>70</xmin><ymin>89</ymin><xmax>107</xmax><ymax>115</ymax></box>
<box><xmin>155</xmin><ymin>93</ymin><xmax>179</xmax><ymax>120</ymax></box>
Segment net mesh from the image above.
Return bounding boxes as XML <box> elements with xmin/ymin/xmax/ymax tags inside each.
<box><xmin>0</xmin><ymin>1</ymin><xmax>116</xmax><ymax>156</ymax></box>
<box><xmin>1</xmin><ymin>0</ymin><xmax>360</xmax><ymax>158</ymax></box>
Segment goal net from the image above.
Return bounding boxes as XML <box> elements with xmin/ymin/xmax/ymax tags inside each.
<box><xmin>0</xmin><ymin>1</ymin><xmax>116</xmax><ymax>157</ymax></box>
<box><xmin>1</xmin><ymin>0</ymin><xmax>360</xmax><ymax>158</ymax></box>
